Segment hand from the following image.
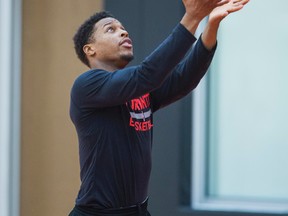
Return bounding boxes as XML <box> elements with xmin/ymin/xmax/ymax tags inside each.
<box><xmin>201</xmin><ymin>0</ymin><xmax>249</xmax><ymax>50</ymax></box>
<box><xmin>181</xmin><ymin>0</ymin><xmax>230</xmax><ymax>34</ymax></box>
<box><xmin>182</xmin><ymin>0</ymin><xmax>230</xmax><ymax>22</ymax></box>
<box><xmin>208</xmin><ymin>0</ymin><xmax>250</xmax><ymax>25</ymax></box>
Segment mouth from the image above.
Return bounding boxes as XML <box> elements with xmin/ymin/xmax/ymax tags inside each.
<box><xmin>120</xmin><ymin>38</ymin><xmax>133</xmax><ymax>48</ymax></box>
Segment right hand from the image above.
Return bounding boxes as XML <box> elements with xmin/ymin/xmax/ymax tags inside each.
<box><xmin>182</xmin><ymin>0</ymin><xmax>230</xmax><ymax>22</ymax></box>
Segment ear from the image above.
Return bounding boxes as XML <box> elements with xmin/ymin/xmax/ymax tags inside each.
<box><xmin>83</xmin><ymin>44</ymin><xmax>96</xmax><ymax>57</ymax></box>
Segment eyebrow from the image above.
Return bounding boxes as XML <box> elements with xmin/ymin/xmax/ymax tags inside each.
<box><xmin>102</xmin><ymin>20</ymin><xmax>125</xmax><ymax>30</ymax></box>
<box><xmin>102</xmin><ymin>21</ymin><xmax>114</xmax><ymax>28</ymax></box>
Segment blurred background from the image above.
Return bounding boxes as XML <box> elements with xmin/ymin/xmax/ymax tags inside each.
<box><xmin>0</xmin><ymin>0</ymin><xmax>287</xmax><ymax>216</ymax></box>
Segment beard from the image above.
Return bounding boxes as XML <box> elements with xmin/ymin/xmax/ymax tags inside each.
<box><xmin>120</xmin><ymin>53</ymin><xmax>134</xmax><ymax>63</ymax></box>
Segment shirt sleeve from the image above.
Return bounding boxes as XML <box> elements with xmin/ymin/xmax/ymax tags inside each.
<box><xmin>71</xmin><ymin>24</ymin><xmax>197</xmax><ymax>109</ymax></box>
<box><xmin>150</xmin><ymin>35</ymin><xmax>217</xmax><ymax>112</ymax></box>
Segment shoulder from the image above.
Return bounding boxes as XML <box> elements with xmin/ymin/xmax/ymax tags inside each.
<box><xmin>74</xmin><ymin>69</ymin><xmax>107</xmax><ymax>83</ymax></box>
<box><xmin>71</xmin><ymin>69</ymin><xmax>107</xmax><ymax>96</ymax></box>
<box><xmin>72</xmin><ymin>69</ymin><xmax>109</xmax><ymax>89</ymax></box>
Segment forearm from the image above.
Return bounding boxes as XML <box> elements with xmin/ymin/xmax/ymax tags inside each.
<box><xmin>150</xmin><ymin>38</ymin><xmax>216</xmax><ymax>111</ymax></box>
<box><xmin>201</xmin><ymin>20</ymin><xmax>220</xmax><ymax>51</ymax></box>
<box><xmin>180</xmin><ymin>13</ymin><xmax>201</xmax><ymax>36</ymax></box>
<box><xmin>139</xmin><ymin>23</ymin><xmax>196</xmax><ymax>88</ymax></box>
<box><xmin>173</xmin><ymin>38</ymin><xmax>216</xmax><ymax>94</ymax></box>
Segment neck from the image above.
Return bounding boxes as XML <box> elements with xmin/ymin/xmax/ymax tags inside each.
<box><xmin>90</xmin><ymin>59</ymin><xmax>128</xmax><ymax>72</ymax></box>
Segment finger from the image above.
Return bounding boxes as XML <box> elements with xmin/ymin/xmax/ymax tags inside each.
<box><xmin>232</xmin><ymin>0</ymin><xmax>249</xmax><ymax>6</ymax></box>
<box><xmin>216</xmin><ymin>0</ymin><xmax>230</xmax><ymax>6</ymax></box>
<box><xmin>227</xmin><ymin>5</ymin><xmax>244</xmax><ymax>13</ymax></box>
<box><xmin>239</xmin><ymin>0</ymin><xmax>250</xmax><ymax>6</ymax></box>
<box><xmin>226</xmin><ymin>4</ymin><xmax>245</xmax><ymax>13</ymax></box>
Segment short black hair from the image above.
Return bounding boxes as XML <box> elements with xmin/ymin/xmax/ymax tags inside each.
<box><xmin>73</xmin><ymin>11</ymin><xmax>114</xmax><ymax>67</ymax></box>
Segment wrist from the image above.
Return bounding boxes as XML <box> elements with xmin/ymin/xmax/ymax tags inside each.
<box><xmin>201</xmin><ymin>23</ymin><xmax>219</xmax><ymax>50</ymax></box>
<box><xmin>180</xmin><ymin>13</ymin><xmax>202</xmax><ymax>35</ymax></box>
<box><xmin>207</xmin><ymin>19</ymin><xmax>221</xmax><ymax>32</ymax></box>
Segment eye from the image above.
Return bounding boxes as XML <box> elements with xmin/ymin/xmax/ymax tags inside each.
<box><xmin>107</xmin><ymin>27</ymin><xmax>114</xmax><ymax>33</ymax></box>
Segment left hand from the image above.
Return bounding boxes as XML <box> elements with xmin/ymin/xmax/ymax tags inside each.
<box><xmin>208</xmin><ymin>0</ymin><xmax>250</xmax><ymax>25</ymax></box>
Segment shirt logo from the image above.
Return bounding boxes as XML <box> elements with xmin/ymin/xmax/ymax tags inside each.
<box><xmin>127</xmin><ymin>93</ymin><xmax>153</xmax><ymax>131</ymax></box>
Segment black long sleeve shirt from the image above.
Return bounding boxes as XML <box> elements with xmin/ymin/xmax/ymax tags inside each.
<box><xmin>70</xmin><ymin>23</ymin><xmax>216</xmax><ymax>209</ymax></box>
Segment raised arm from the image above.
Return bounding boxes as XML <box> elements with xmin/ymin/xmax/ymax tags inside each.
<box><xmin>201</xmin><ymin>0</ymin><xmax>250</xmax><ymax>50</ymax></box>
<box><xmin>72</xmin><ymin>0</ymin><xmax>228</xmax><ymax>109</ymax></box>
<box><xmin>150</xmin><ymin>0</ymin><xmax>250</xmax><ymax>111</ymax></box>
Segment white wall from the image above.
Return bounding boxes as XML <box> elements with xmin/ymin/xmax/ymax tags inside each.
<box><xmin>209</xmin><ymin>0</ymin><xmax>288</xmax><ymax>201</ymax></box>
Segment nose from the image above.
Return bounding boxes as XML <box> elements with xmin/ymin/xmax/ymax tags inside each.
<box><xmin>120</xmin><ymin>29</ymin><xmax>129</xmax><ymax>38</ymax></box>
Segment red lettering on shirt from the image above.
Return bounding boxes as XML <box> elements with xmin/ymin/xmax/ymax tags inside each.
<box><xmin>130</xmin><ymin>93</ymin><xmax>150</xmax><ymax>111</ymax></box>
<box><xmin>128</xmin><ymin>93</ymin><xmax>153</xmax><ymax>131</ymax></box>
<box><xmin>129</xmin><ymin>117</ymin><xmax>153</xmax><ymax>131</ymax></box>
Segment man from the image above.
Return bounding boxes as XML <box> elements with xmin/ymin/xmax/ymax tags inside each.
<box><xmin>69</xmin><ymin>0</ymin><xmax>249</xmax><ymax>215</ymax></box>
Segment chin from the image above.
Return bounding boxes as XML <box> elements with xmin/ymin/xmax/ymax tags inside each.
<box><xmin>121</xmin><ymin>54</ymin><xmax>134</xmax><ymax>63</ymax></box>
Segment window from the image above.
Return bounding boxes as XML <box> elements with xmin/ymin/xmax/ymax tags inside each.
<box><xmin>191</xmin><ymin>0</ymin><xmax>288</xmax><ymax>214</ymax></box>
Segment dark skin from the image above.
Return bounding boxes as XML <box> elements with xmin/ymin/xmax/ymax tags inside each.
<box><xmin>84</xmin><ymin>0</ymin><xmax>249</xmax><ymax>71</ymax></box>
<box><xmin>83</xmin><ymin>18</ymin><xmax>133</xmax><ymax>71</ymax></box>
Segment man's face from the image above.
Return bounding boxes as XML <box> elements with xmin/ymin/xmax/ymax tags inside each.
<box><xmin>89</xmin><ymin>17</ymin><xmax>134</xmax><ymax>68</ymax></box>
